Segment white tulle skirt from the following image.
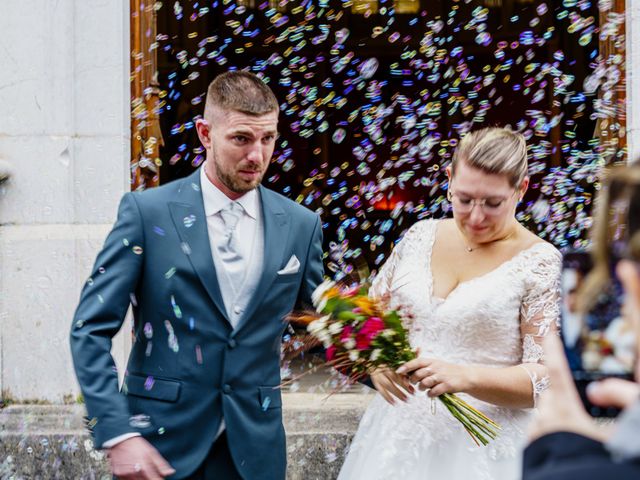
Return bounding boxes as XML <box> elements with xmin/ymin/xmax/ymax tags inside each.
<box><xmin>338</xmin><ymin>393</ymin><xmax>530</xmax><ymax>480</ymax></box>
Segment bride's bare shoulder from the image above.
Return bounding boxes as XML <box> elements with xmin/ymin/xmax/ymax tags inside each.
<box><xmin>433</xmin><ymin>217</ymin><xmax>455</xmax><ymax>231</ymax></box>
<box><xmin>519</xmin><ymin>227</ymin><xmax>560</xmax><ymax>257</ymax></box>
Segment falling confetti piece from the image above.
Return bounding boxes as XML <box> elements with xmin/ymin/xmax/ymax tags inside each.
<box><xmin>183</xmin><ymin>215</ymin><xmax>196</xmax><ymax>228</ymax></box>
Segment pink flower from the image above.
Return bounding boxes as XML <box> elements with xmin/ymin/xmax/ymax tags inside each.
<box><xmin>355</xmin><ymin>317</ymin><xmax>385</xmax><ymax>351</ymax></box>
<box><xmin>326</xmin><ymin>345</ymin><xmax>337</xmax><ymax>361</ymax></box>
<box><xmin>340</xmin><ymin>325</ymin><xmax>354</xmax><ymax>343</ymax></box>
<box><xmin>361</xmin><ymin>317</ymin><xmax>385</xmax><ymax>338</ymax></box>
<box><xmin>355</xmin><ymin>334</ymin><xmax>371</xmax><ymax>351</ymax></box>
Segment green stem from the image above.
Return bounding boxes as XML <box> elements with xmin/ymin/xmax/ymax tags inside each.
<box><xmin>444</xmin><ymin>397</ymin><xmax>500</xmax><ymax>437</ymax></box>
<box><xmin>438</xmin><ymin>396</ymin><xmax>499</xmax><ymax>443</ymax></box>
<box><xmin>444</xmin><ymin>394</ymin><xmax>501</xmax><ymax>428</ymax></box>
<box><xmin>441</xmin><ymin>400</ymin><xmax>489</xmax><ymax>446</ymax></box>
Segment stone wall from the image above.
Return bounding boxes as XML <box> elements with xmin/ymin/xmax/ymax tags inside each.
<box><xmin>0</xmin><ymin>393</ymin><xmax>373</xmax><ymax>479</ymax></box>
<box><xmin>0</xmin><ymin>1</ymin><xmax>132</xmax><ymax>402</ymax></box>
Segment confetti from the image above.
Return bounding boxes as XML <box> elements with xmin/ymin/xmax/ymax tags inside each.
<box><xmin>129</xmin><ymin>414</ymin><xmax>151</xmax><ymax>429</ymax></box>
<box><xmin>171</xmin><ymin>295</ymin><xmax>183</xmax><ymax>319</ymax></box>
<box><xmin>165</xmin><ymin>320</ymin><xmax>180</xmax><ymax>353</ymax></box>
<box><xmin>151</xmin><ymin>0</ymin><xmax>620</xmax><ymax>278</ymax></box>
<box><xmin>183</xmin><ymin>215</ymin><xmax>196</xmax><ymax>228</ymax></box>
<box><xmin>144</xmin><ymin>376</ymin><xmax>155</xmax><ymax>391</ymax></box>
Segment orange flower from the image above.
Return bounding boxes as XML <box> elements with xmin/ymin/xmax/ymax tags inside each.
<box><xmin>353</xmin><ymin>296</ymin><xmax>380</xmax><ymax>317</ymax></box>
<box><xmin>324</xmin><ymin>286</ymin><xmax>342</xmax><ymax>300</ymax></box>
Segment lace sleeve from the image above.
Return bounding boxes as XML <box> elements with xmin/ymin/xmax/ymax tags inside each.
<box><xmin>369</xmin><ymin>222</ymin><xmax>424</xmax><ymax>300</ymax></box>
<box><xmin>518</xmin><ymin>245</ymin><xmax>562</xmax><ymax>406</ymax></box>
<box><xmin>369</xmin><ymin>244</ymin><xmax>401</xmax><ymax>300</ymax></box>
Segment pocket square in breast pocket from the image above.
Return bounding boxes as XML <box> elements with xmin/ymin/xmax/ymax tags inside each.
<box><xmin>277</xmin><ymin>255</ymin><xmax>300</xmax><ymax>275</ymax></box>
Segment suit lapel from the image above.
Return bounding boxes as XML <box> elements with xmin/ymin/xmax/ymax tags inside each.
<box><xmin>168</xmin><ymin>170</ymin><xmax>229</xmax><ymax>324</ymax></box>
<box><xmin>234</xmin><ymin>186</ymin><xmax>290</xmax><ymax>335</ymax></box>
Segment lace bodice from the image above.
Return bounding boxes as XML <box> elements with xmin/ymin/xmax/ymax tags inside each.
<box><xmin>351</xmin><ymin>219</ymin><xmax>561</xmax><ymax>467</ymax></box>
<box><xmin>371</xmin><ymin>219</ymin><xmax>560</xmax><ymax>387</ymax></box>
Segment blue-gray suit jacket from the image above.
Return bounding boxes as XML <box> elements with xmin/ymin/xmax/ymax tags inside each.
<box><xmin>70</xmin><ymin>169</ymin><xmax>324</xmax><ymax>479</ymax></box>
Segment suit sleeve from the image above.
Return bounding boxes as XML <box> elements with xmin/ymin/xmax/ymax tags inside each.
<box><xmin>69</xmin><ymin>192</ymin><xmax>145</xmax><ymax>447</ymax></box>
<box><xmin>297</xmin><ymin>215</ymin><xmax>324</xmax><ymax>308</ymax></box>
<box><xmin>523</xmin><ymin>432</ymin><xmax>609</xmax><ymax>479</ymax></box>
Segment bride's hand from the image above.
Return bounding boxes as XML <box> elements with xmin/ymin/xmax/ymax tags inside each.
<box><xmin>370</xmin><ymin>366</ymin><xmax>415</xmax><ymax>405</ymax></box>
<box><xmin>396</xmin><ymin>358</ymin><xmax>473</xmax><ymax>397</ymax></box>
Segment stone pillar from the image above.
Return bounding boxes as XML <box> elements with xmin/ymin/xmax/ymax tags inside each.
<box><xmin>627</xmin><ymin>0</ymin><xmax>640</xmax><ymax>163</ymax></box>
<box><xmin>0</xmin><ymin>1</ymin><xmax>131</xmax><ymax>402</ymax></box>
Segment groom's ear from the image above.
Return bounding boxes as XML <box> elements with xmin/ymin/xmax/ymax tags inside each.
<box><xmin>195</xmin><ymin>118</ymin><xmax>212</xmax><ymax>148</ymax></box>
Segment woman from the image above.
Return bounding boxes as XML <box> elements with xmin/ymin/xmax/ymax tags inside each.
<box><xmin>338</xmin><ymin>127</ymin><xmax>561</xmax><ymax>480</ymax></box>
<box><xmin>524</xmin><ymin>164</ymin><xmax>640</xmax><ymax>479</ymax></box>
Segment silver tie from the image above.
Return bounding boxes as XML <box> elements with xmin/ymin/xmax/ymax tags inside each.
<box><xmin>218</xmin><ymin>202</ymin><xmax>245</xmax><ymax>299</ymax></box>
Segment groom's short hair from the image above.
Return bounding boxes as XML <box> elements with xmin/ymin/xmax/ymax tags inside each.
<box><xmin>204</xmin><ymin>71</ymin><xmax>279</xmax><ymax>119</ymax></box>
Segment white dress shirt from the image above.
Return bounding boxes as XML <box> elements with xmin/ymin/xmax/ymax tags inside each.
<box><xmin>200</xmin><ymin>167</ymin><xmax>264</xmax><ymax>327</ymax></box>
<box><xmin>201</xmin><ymin>166</ymin><xmax>264</xmax><ymax>440</ymax></box>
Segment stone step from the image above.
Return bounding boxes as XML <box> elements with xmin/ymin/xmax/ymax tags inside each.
<box><xmin>0</xmin><ymin>392</ymin><xmax>373</xmax><ymax>479</ymax></box>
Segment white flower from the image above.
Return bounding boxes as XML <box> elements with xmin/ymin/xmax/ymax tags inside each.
<box><xmin>311</xmin><ymin>279</ymin><xmax>336</xmax><ymax>308</ymax></box>
<box><xmin>349</xmin><ymin>350</ymin><xmax>360</xmax><ymax>362</ymax></box>
<box><xmin>370</xmin><ymin>349</ymin><xmax>381</xmax><ymax>362</ymax></box>
<box><xmin>344</xmin><ymin>338</ymin><xmax>356</xmax><ymax>350</ymax></box>
<box><xmin>315</xmin><ymin>297</ymin><xmax>328</xmax><ymax>313</ymax></box>
<box><xmin>328</xmin><ymin>322</ymin><xmax>344</xmax><ymax>335</ymax></box>
<box><xmin>381</xmin><ymin>329</ymin><xmax>396</xmax><ymax>339</ymax></box>
<box><xmin>307</xmin><ymin>317</ymin><xmax>328</xmax><ymax>335</ymax></box>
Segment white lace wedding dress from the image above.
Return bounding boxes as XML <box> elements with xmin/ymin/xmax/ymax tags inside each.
<box><xmin>338</xmin><ymin>219</ymin><xmax>561</xmax><ymax>480</ymax></box>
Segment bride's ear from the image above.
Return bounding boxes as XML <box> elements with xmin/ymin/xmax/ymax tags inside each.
<box><xmin>445</xmin><ymin>166</ymin><xmax>452</xmax><ymax>182</ymax></box>
<box><xmin>518</xmin><ymin>176</ymin><xmax>529</xmax><ymax>201</ymax></box>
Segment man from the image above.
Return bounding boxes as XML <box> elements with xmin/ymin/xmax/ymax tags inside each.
<box><xmin>70</xmin><ymin>71</ymin><xmax>324</xmax><ymax>479</ymax></box>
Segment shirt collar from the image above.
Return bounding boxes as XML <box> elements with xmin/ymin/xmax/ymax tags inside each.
<box><xmin>200</xmin><ymin>167</ymin><xmax>259</xmax><ymax>220</ymax></box>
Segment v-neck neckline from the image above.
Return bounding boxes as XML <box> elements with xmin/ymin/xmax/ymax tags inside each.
<box><xmin>428</xmin><ymin>220</ymin><xmax>546</xmax><ymax>303</ymax></box>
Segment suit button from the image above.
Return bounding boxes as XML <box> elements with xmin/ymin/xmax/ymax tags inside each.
<box><xmin>227</xmin><ymin>338</ymin><xmax>237</xmax><ymax>349</ymax></box>
<box><xmin>223</xmin><ymin>384</ymin><xmax>232</xmax><ymax>394</ymax></box>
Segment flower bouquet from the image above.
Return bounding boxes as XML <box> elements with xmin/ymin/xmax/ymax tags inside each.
<box><xmin>289</xmin><ymin>279</ymin><xmax>501</xmax><ymax>446</ymax></box>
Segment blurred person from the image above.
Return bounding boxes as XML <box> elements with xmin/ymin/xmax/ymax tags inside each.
<box><xmin>524</xmin><ymin>164</ymin><xmax>640</xmax><ymax>479</ymax></box>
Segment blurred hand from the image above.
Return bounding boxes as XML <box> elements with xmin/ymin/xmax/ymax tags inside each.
<box><xmin>396</xmin><ymin>358</ymin><xmax>473</xmax><ymax>397</ymax></box>
<box><xmin>527</xmin><ymin>335</ymin><xmax>609</xmax><ymax>443</ymax></box>
<box><xmin>370</xmin><ymin>366</ymin><xmax>415</xmax><ymax>405</ymax></box>
<box><xmin>587</xmin><ymin>378</ymin><xmax>640</xmax><ymax>410</ymax></box>
<box><xmin>617</xmin><ymin>260</ymin><xmax>640</xmax><ymax>381</ymax></box>
<box><xmin>108</xmin><ymin>436</ymin><xmax>175</xmax><ymax>479</ymax></box>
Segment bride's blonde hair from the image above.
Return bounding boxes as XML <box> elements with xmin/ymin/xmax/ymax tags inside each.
<box><xmin>451</xmin><ymin>127</ymin><xmax>528</xmax><ymax>187</ymax></box>
<box><xmin>577</xmin><ymin>164</ymin><xmax>640</xmax><ymax>312</ymax></box>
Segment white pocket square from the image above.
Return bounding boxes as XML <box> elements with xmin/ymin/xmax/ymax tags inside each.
<box><xmin>277</xmin><ymin>255</ymin><xmax>300</xmax><ymax>275</ymax></box>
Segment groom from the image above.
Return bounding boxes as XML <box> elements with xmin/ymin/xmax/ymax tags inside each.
<box><xmin>70</xmin><ymin>71</ymin><xmax>323</xmax><ymax>479</ymax></box>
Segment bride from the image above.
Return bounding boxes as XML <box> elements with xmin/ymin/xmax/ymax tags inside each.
<box><xmin>338</xmin><ymin>127</ymin><xmax>561</xmax><ymax>480</ymax></box>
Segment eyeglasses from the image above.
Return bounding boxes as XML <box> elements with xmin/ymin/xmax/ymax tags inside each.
<box><xmin>447</xmin><ymin>185</ymin><xmax>517</xmax><ymax>215</ymax></box>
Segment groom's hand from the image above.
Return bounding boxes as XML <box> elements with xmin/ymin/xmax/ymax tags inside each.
<box><xmin>108</xmin><ymin>436</ymin><xmax>176</xmax><ymax>479</ymax></box>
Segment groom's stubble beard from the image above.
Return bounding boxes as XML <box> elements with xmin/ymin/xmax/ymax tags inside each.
<box><xmin>211</xmin><ymin>146</ymin><xmax>267</xmax><ymax>194</ymax></box>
